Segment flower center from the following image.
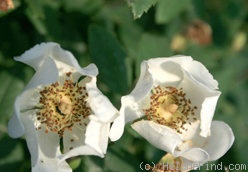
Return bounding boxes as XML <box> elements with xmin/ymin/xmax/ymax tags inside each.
<box><xmin>144</xmin><ymin>86</ymin><xmax>197</xmax><ymax>133</ymax></box>
<box><xmin>36</xmin><ymin>73</ymin><xmax>91</xmax><ymax>137</ymax></box>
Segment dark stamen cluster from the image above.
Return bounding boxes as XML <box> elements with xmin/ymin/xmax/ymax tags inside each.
<box><xmin>143</xmin><ymin>86</ymin><xmax>197</xmax><ymax>134</ymax></box>
<box><xmin>36</xmin><ymin>72</ymin><xmax>91</xmax><ymax>138</ymax></box>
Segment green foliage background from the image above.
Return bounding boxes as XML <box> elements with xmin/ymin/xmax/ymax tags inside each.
<box><xmin>0</xmin><ymin>0</ymin><xmax>248</xmax><ymax>171</ymax></box>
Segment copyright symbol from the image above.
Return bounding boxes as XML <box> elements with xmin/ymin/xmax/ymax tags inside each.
<box><xmin>144</xmin><ymin>164</ymin><xmax>150</xmax><ymax>170</ymax></box>
<box><xmin>140</xmin><ymin>162</ymin><xmax>144</xmax><ymax>170</ymax></box>
<box><xmin>140</xmin><ymin>162</ymin><xmax>155</xmax><ymax>171</ymax></box>
<box><xmin>151</xmin><ymin>162</ymin><xmax>155</xmax><ymax>170</ymax></box>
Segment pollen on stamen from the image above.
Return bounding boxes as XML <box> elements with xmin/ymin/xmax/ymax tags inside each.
<box><xmin>36</xmin><ymin>73</ymin><xmax>91</xmax><ymax>138</ymax></box>
<box><xmin>66</xmin><ymin>72</ymin><xmax>72</xmax><ymax>77</ymax></box>
<box><xmin>143</xmin><ymin>86</ymin><xmax>198</xmax><ymax>133</ymax></box>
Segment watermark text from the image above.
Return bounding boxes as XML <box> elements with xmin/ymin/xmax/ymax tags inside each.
<box><xmin>139</xmin><ymin>161</ymin><xmax>247</xmax><ymax>171</ymax></box>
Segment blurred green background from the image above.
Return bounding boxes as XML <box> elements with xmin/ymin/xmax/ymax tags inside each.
<box><xmin>0</xmin><ymin>0</ymin><xmax>248</xmax><ymax>171</ymax></box>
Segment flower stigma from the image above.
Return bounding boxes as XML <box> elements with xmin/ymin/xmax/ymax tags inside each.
<box><xmin>144</xmin><ymin>86</ymin><xmax>198</xmax><ymax>134</ymax></box>
<box><xmin>36</xmin><ymin>72</ymin><xmax>91</xmax><ymax>137</ymax></box>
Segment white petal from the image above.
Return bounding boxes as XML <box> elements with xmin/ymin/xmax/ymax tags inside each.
<box><xmin>16</xmin><ymin>43</ymin><xmax>98</xmax><ymax>89</ymax></box>
<box><xmin>37</xmin><ymin>127</ymin><xmax>61</xmax><ymax>158</ymax></box>
<box><xmin>21</xmin><ymin>112</ymin><xmax>62</xmax><ymax>167</ymax></box>
<box><xmin>85</xmin><ymin>116</ymin><xmax>110</xmax><ymax>155</ymax></box>
<box><xmin>129</xmin><ymin>61</ymin><xmax>153</xmax><ymax>101</ymax></box>
<box><xmin>179</xmin><ymin>120</ymin><xmax>200</xmax><ymax>141</ymax></box>
<box><xmin>50</xmin><ymin>45</ymin><xmax>98</xmax><ymax>77</ymax></box>
<box><xmin>110</xmin><ymin>94</ymin><xmax>144</xmax><ymax>142</ymax></box>
<box><xmin>59</xmin><ymin>145</ymin><xmax>102</xmax><ymax>162</ymax></box>
<box><xmin>181</xmin><ymin>59</ymin><xmax>219</xmax><ymax>90</ymax></box>
<box><xmin>8</xmin><ymin>113</ymin><xmax>24</xmax><ymax>138</ymax></box>
<box><xmin>54</xmin><ymin>63</ymin><xmax>98</xmax><ymax>83</ymax></box>
<box><xmin>180</xmin><ymin>158</ymin><xmax>204</xmax><ymax>171</ymax></box>
<box><xmin>132</xmin><ymin>121</ymin><xmax>208</xmax><ymax>163</ymax></box>
<box><xmin>148</xmin><ymin>56</ymin><xmax>218</xmax><ymax>89</ymax></box>
<box><xmin>202</xmin><ymin>121</ymin><xmax>234</xmax><ymax>161</ymax></box>
<box><xmin>123</xmin><ymin>95</ymin><xmax>146</xmax><ymax>122</ymax></box>
<box><xmin>51</xmin><ymin>44</ymin><xmax>84</xmax><ymax>70</ymax></box>
<box><xmin>8</xmin><ymin>88</ymin><xmax>40</xmax><ymax>138</ymax></box>
<box><xmin>19</xmin><ymin>113</ymin><xmax>38</xmax><ymax>165</ymax></box>
<box><xmin>146</xmin><ymin>57</ymin><xmax>185</xmax><ymax>86</ymax></box>
<box><xmin>32</xmin><ymin>158</ymin><xmax>72</xmax><ymax>172</ymax></box>
<box><xmin>33</xmin><ymin>128</ymin><xmax>71</xmax><ymax>172</ymax></box>
<box><xmin>146</xmin><ymin>56</ymin><xmax>193</xmax><ymax>66</ymax></box>
<box><xmin>60</xmin><ymin>122</ymin><xmax>103</xmax><ymax>160</ymax></box>
<box><xmin>15</xmin><ymin>42</ymin><xmax>80</xmax><ymax>73</ymax></box>
<box><xmin>25</xmin><ymin>57</ymin><xmax>58</xmax><ymax>90</ymax></box>
<box><xmin>79</xmin><ymin>63</ymin><xmax>98</xmax><ymax>77</ymax></box>
<box><xmin>178</xmin><ymin>70</ymin><xmax>221</xmax><ymax>137</ymax></box>
<box><xmin>19</xmin><ymin>111</ymin><xmax>72</xmax><ymax>172</ymax></box>
<box><xmin>14</xmin><ymin>42</ymin><xmax>59</xmax><ymax>71</ymax></box>
<box><xmin>109</xmin><ymin>109</ymin><xmax>125</xmax><ymax>142</ymax></box>
<box><xmin>199</xmin><ymin>95</ymin><xmax>220</xmax><ymax>137</ymax></box>
<box><xmin>109</xmin><ymin>91</ymin><xmax>146</xmax><ymax>141</ymax></box>
<box><xmin>60</xmin><ymin>116</ymin><xmax>107</xmax><ymax>161</ymax></box>
<box><xmin>86</xmin><ymin>77</ymin><xmax>118</xmax><ymax>123</ymax></box>
<box><xmin>131</xmin><ymin>120</ymin><xmax>182</xmax><ymax>154</ymax></box>
<box><xmin>63</xmin><ymin>124</ymin><xmax>86</xmax><ymax>153</ymax></box>
<box><xmin>179</xmin><ymin>148</ymin><xmax>209</xmax><ymax>162</ymax></box>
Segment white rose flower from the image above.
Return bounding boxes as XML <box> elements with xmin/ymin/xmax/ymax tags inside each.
<box><xmin>8</xmin><ymin>42</ymin><xmax>118</xmax><ymax>172</ymax></box>
<box><xmin>110</xmin><ymin>56</ymin><xmax>234</xmax><ymax>165</ymax></box>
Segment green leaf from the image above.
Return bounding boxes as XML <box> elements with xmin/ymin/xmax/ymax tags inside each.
<box><xmin>0</xmin><ymin>135</ymin><xmax>24</xmax><ymax>167</ymax></box>
<box><xmin>119</xmin><ymin>22</ymin><xmax>142</xmax><ymax>58</ymax></box>
<box><xmin>24</xmin><ymin>0</ymin><xmax>47</xmax><ymax>35</ymax></box>
<box><xmin>0</xmin><ymin>70</ymin><xmax>24</xmax><ymax>125</ymax></box>
<box><xmin>88</xmin><ymin>25</ymin><xmax>129</xmax><ymax>95</ymax></box>
<box><xmin>127</xmin><ymin>0</ymin><xmax>159</xmax><ymax>19</ymax></box>
<box><xmin>104</xmin><ymin>149</ymin><xmax>138</xmax><ymax>172</ymax></box>
<box><xmin>135</xmin><ymin>33</ymin><xmax>172</xmax><ymax>77</ymax></box>
<box><xmin>68</xmin><ymin>157</ymin><xmax>81</xmax><ymax>170</ymax></box>
<box><xmin>137</xmin><ymin>33</ymin><xmax>172</xmax><ymax>60</ymax></box>
<box><xmin>155</xmin><ymin>0</ymin><xmax>191</xmax><ymax>24</ymax></box>
<box><xmin>25</xmin><ymin>0</ymin><xmax>61</xmax><ymax>36</ymax></box>
<box><xmin>79</xmin><ymin>156</ymin><xmax>103</xmax><ymax>172</ymax></box>
<box><xmin>63</xmin><ymin>0</ymin><xmax>103</xmax><ymax>14</ymax></box>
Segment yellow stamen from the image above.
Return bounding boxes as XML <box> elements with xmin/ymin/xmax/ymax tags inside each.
<box><xmin>36</xmin><ymin>72</ymin><xmax>91</xmax><ymax>137</ymax></box>
<box><xmin>144</xmin><ymin>86</ymin><xmax>197</xmax><ymax>133</ymax></box>
<box><xmin>58</xmin><ymin>95</ymin><xmax>72</xmax><ymax>116</ymax></box>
